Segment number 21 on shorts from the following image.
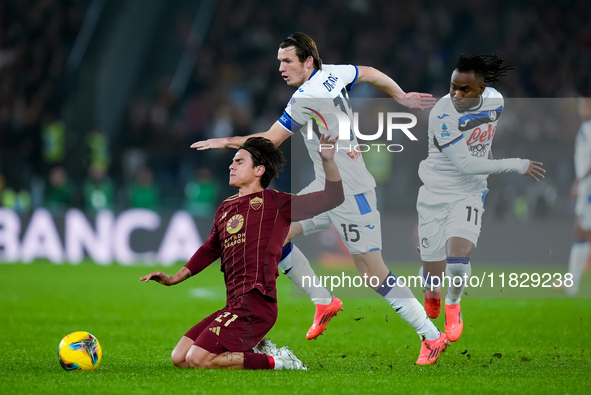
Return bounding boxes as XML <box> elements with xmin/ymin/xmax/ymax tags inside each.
<box><xmin>215</xmin><ymin>312</ymin><xmax>239</xmax><ymax>327</ymax></box>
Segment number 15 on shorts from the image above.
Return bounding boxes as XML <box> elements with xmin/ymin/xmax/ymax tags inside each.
<box><xmin>340</xmin><ymin>224</ymin><xmax>360</xmax><ymax>242</ymax></box>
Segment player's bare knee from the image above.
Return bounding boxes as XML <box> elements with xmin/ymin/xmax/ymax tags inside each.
<box><xmin>170</xmin><ymin>351</ymin><xmax>186</xmax><ymax>367</ymax></box>
<box><xmin>186</xmin><ymin>354</ymin><xmax>208</xmax><ymax>369</ymax></box>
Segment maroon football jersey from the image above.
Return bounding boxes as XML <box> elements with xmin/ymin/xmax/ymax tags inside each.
<box><xmin>185</xmin><ymin>180</ymin><xmax>343</xmax><ymax>302</ymax></box>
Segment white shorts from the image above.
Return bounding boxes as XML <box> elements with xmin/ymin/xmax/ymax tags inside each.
<box><xmin>299</xmin><ymin>188</ymin><xmax>382</xmax><ymax>254</ymax></box>
<box><xmin>417</xmin><ymin>186</ymin><xmax>486</xmax><ymax>262</ymax></box>
<box><xmin>575</xmin><ymin>181</ymin><xmax>591</xmax><ymax>230</ymax></box>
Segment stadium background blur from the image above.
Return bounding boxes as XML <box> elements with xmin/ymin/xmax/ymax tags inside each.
<box><xmin>0</xmin><ymin>0</ymin><xmax>590</xmax><ymax>265</ymax></box>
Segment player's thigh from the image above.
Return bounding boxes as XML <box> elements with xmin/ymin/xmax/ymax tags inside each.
<box><xmin>445</xmin><ymin>194</ymin><xmax>484</xmax><ymax>250</ymax></box>
<box><xmin>184</xmin><ymin>310</ymin><xmax>220</xmax><ymax>341</ymax></box>
<box><xmin>172</xmin><ymin>310</ymin><xmax>221</xmax><ymax>366</ymax></box>
<box><xmin>417</xmin><ymin>187</ymin><xmax>448</xmax><ymax>262</ymax></box>
<box><xmin>327</xmin><ymin>190</ymin><xmax>382</xmax><ymax>254</ymax></box>
<box><xmin>194</xmin><ymin>290</ymin><xmax>278</xmax><ymax>354</ymax></box>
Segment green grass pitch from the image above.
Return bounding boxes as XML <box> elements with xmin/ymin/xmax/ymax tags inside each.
<box><xmin>1</xmin><ymin>261</ymin><xmax>590</xmax><ymax>394</ymax></box>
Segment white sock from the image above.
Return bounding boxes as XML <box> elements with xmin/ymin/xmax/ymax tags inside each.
<box><xmin>279</xmin><ymin>243</ymin><xmax>333</xmax><ymax>304</ymax></box>
<box><xmin>445</xmin><ymin>257</ymin><xmax>471</xmax><ymax>305</ymax></box>
<box><xmin>566</xmin><ymin>242</ymin><xmax>590</xmax><ymax>295</ymax></box>
<box><xmin>378</xmin><ymin>271</ymin><xmax>440</xmax><ymax>340</ymax></box>
<box><xmin>272</xmin><ymin>357</ymin><xmax>284</xmax><ymax>370</ymax></box>
<box><xmin>419</xmin><ymin>266</ymin><xmax>442</xmax><ymax>293</ymax></box>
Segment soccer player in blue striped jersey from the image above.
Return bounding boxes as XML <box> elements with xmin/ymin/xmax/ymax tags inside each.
<box><xmin>417</xmin><ymin>51</ymin><xmax>545</xmax><ymax>341</ymax></box>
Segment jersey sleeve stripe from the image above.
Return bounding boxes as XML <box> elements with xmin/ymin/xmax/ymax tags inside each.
<box><xmin>437</xmin><ymin>135</ymin><xmax>464</xmax><ymax>151</ymax></box>
<box><xmin>347</xmin><ymin>65</ymin><xmax>359</xmax><ymax>91</ymax></box>
<box><xmin>278</xmin><ymin>111</ymin><xmax>303</xmax><ymax>133</ymax></box>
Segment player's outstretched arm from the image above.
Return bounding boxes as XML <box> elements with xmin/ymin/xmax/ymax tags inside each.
<box><xmin>288</xmin><ymin>134</ymin><xmax>344</xmax><ymax>221</ymax></box>
<box><xmin>190</xmin><ymin>122</ymin><xmax>291</xmax><ymax>150</ymax></box>
<box><xmin>139</xmin><ymin>267</ymin><xmax>192</xmax><ymax>286</ymax></box>
<box><xmin>317</xmin><ymin>133</ymin><xmax>341</xmax><ymax>182</ymax></box>
<box><xmin>356</xmin><ymin>66</ymin><xmax>436</xmax><ymax>110</ymax></box>
<box><xmin>524</xmin><ymin>160</ymin><xmax>546</xmax><ymax>182</ymax></box>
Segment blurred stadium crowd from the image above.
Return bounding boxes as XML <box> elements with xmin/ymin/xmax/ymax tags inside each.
<box><xmin>0</xmin><ymin>0</ymin><xmax>589</xmax><ymax>220</ymax></box>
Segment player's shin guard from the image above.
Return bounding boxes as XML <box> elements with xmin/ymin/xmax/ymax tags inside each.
<box><xmin>378</xmin><ymin>271</ymin><xmax>440</xmax><ymax>341</ymax></box>
<box><xmin>566</xmin><ymin>241</ymin><xmax>590</xmax><ymax>296</ymax></box>
<box><xmin>445</xmin><ymin>257</ymin><xmax>471</xmax><ymax>305</ymax></box>
<box><xmin>279</xmin><ymin>243</ymin><xmax>332</xmax><ymax>304</ymax></box>
<box><xmin>418</xmin><ymin>266</ymin><xmax>442</xmax><ymax>293</ymax></box>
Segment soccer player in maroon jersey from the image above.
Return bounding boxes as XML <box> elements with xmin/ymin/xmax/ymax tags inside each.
<box><xmin>139</xmin><ymin>134</ymin><xmax>344</xmax><ymax>370</ymax></box>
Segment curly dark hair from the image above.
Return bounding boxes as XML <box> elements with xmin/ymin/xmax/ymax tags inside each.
<box><xmin>455</xmin><ymin>50</ymin><xmax>515</xmax><ymax>84</ymax></box>
<box><xmin>239</xmin><ymin>137</ymin><xmax>285</xmax><ymax>188</ymax></box>
<box><xmin>280</xmin><ymin>32</ymin><xmax>323</xmax><ymax>70</ymax></box>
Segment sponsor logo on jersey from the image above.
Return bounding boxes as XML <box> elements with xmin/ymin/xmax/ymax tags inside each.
<box><xmin>468</xmin><ymin>142</ymin><xmax>490</xmax><ymax>158</ymax></box>
<box><xmin>437</xmin><ymin>114</ymin><xmax>449</xmax><ymax>119</ymax></box>
<box><xmin>220</xmin><ymin>211</ymin><xmax>228</xmax><ymax>221</ymax></box>
<box><xmin>226</xmin><ymin>214</ymin><xmax>245</xmax><ymax>234</ymax></box>
<box><xmin>441</xmin><ymin>123</ymin><xmax>450</xmax><ymax>137</ymax></box>
<box><xmin>224</xmin><ymin>233</ymin><xmax>246</xmax><ymax>248</ymax></box>
<box><xmin>250</xmin><ymin>197</ymin><xmax>263</xmax><ymax>210</ymax></box>
<box><xmin>365</xmin><ymin>224</ymin><xmax>375</xmax><ymax>229</ymax></box>
<box><xmin>466</xmin><ymin>125</ymin><xmax>496</xmax><ymax>146</ymax></box>
<box><xmin>458</xmin><ymin>106</ymin><xmax>503</xmax><ymax>131</ymax></box>
<box><xmin>209</xmin><ymin>326</ymin><xmax>221</xmax><ymax>336</ymax></box>
<box><xmin>304</xmin><ymin>107</ymin><xmax>329</xmax><ymax>132</ymax></box>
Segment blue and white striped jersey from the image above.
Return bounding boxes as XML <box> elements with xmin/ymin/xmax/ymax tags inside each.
<box><xmin>278</xmin><ymin>64</ymin><xmax>376</xmax><ymax>195</ymax></box>
<box><xmin>419</xmin><ymin>87</ymin><xmax>528</xmax><ymax>196</ymax></box>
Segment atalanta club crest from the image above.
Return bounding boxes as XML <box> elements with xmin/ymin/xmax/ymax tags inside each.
<box><xmin>421</xmin><ymin>238</ymin><xmax>430</xmax><ymax>249</ymax></box>
<box><xmin>250</xmin><ymin>197</ymin><xmax>263</xmax><ymax>210</ymax></box>
<box><xmin>226</xmin><ymin>214</ymin><xmax>244</xmax><ymax>234</ymax></box>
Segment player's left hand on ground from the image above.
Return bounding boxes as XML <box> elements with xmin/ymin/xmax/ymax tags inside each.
<box><xmin>140</xmin><ymin>271</ymin><xmax>173</xmax><ymax>285</ymax></box>
<box><xmin>525</xmin><ymin>160</ymin><xmax>546</xmax><ymax>182</ymax></box>
<box><xmin>397</xmin><ymin>92</ymin><xmax>437</xmax><ymax>110</ymax></box>
<box><xmin>317</xmin><ymin>133</ymin><xmax>339</xmax><ymax>161</ymax></box>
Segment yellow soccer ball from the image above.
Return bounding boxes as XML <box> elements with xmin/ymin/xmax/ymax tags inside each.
<box><xmin>58</xmin><ymin>331</ymin><xmax>102</xmax><ymax>371</ymax></box>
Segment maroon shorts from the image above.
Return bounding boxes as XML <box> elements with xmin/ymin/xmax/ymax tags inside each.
<box><xmin>184</xmin><ymin>289</ymin><xmax>278</xmax><ymax>354</ymax></box>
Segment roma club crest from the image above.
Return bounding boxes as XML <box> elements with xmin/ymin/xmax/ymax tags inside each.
<box><xmin>250</xmin><ymin>197</ymin><xmax>263</xmax><ymax>210</ymax></box>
